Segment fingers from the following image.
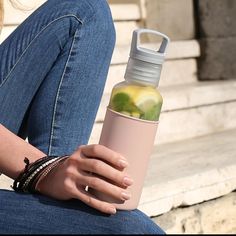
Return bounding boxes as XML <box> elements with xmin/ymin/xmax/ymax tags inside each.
<box><xmin>79</xmin><ymin>144</ymin><xmax>128</xmax><ymax>169</ymax></box>
<box><xmin>78</xmin><ymin>171</ymin><xmax>132</xmax><ymax>202</ymax></box>
<box><xmin>63</xmin><ymin>163</ymin><xmax>132</xmax><ymax>203</ymax></box>
<box><xmin>65</xmin><ymin>144</ymin><xmax>134</xmax><ymax>214</ymax></box>
<box><xmin>70</xmin><ymin>185</ymin><xmax>117</xmax><ymax>215</ymax></box>
<box><xmin>77</xmin><ymin>156</ymin><xmax>133</xmax><ymax>188</ymax></box>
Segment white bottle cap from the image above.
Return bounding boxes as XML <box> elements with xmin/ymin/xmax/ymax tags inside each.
<box><xmin>125</xmin><ymin>29</ymin><xmax>170</xmax><ymax>87</ymax></box>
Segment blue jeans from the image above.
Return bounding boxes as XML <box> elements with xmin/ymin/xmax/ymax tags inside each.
<box><xmin>0</xmin><ymin>0</ymin><xmax>165</xmax><ymax>234</ymax></box>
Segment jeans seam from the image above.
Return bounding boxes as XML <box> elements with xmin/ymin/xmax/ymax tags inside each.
<box><xmin>0</xmin><ymin>14</ymin><xmax>83</xmax><ymax>89</ymax></box>
<box><xmin>48</xmin><ymin>30</ymin><xmax>79</xmax><ymax>155</ymax></box>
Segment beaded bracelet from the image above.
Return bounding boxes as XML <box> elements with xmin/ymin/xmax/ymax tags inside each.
<box><xmin>33</xmin><ymin>155</ymin><xmax>69</xmax><ymax>193</ymax></box>
<box><xmin>12</xmin><ymin>155</ymin><xmax>69</xmax><ymax>193</ymax></box>
<box><xmin>22</xmin><ymin>157</ymin><xmax>59</xmax><ymax>192</ymax></box>
<box><xmin>13</xmin><ymin>156</ymin><xmax>57</xmax><ymax>192</ymax></box>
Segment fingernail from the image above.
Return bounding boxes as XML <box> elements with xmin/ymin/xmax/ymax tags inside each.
<box><xmin>119</xmin><ymin>159</ymin><xmax>128</xmax><ymax>168</ymax></box>
<box><xmin>123</xmin><ymin>177</ymin><xmax>134</xmax><ymax>186</ymax></box>
<box><xmin>108</xmin><ymin>207</ymin><xmax>116</xmax><ymax>214</ymax></box>
<box><xmin>121</xmin><ymin>192</ymin><xmax>131</xmax><ymax>201</ymax></box>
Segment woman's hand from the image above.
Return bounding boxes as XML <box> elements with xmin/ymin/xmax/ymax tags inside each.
<box><xmin>36</xmin><ymin>144</ymin><xmax>133</xmax><ymax>214</ymax></box>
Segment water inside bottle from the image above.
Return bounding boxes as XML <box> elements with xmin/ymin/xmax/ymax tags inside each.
<box><xmin>109</xmin><ymin>82</ymin><xmax>163</xmax><ymax>121</ymax></box>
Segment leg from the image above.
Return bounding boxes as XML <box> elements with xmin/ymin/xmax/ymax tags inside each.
<box><xmin>0</xmin><ymin>190</ymin><xmax>165</xmax><ymax>234</ymax></box>
<box><xmin>0</xmin><ymin>0</ymin><xmax>115</xmax><ymax>156</ymax></box>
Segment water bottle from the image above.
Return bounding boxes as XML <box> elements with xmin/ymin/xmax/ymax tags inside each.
<box><xmin>95</xmin><ymin>29</ymin><xmax>170</xmax><ymax>210</ymax></box>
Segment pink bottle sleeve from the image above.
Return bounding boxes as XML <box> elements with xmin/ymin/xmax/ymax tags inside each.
<box><xmin>93</xmin><ymin>108</ymin><xmax>159</xmax><ymax>210</ymax></box>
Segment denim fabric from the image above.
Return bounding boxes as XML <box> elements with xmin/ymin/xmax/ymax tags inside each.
<box><xmin>0</xmin><ymin>0</ymin><xmax>165</xmax><ymax>234</ymax></box>
<box><xmin>0</xmin><ymin>0</ymin><xmax>115</xmax><ymax>156</ymax></box>
<box><xmin>0</xmin><ymin>190</ymin><xmax>165</xmax><ymax>234</ymax></box>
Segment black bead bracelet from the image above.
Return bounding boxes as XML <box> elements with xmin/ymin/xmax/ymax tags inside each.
<box><xmin>12</xmin><ymin>155</ymin><xmax>69</xmax><ymax>193</ymax></box>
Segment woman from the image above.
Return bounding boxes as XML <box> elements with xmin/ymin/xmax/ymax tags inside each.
<box><xmin>0</xmin><ymin>0</ymin><xmax>165</xmax><ymax>234</ymax></box>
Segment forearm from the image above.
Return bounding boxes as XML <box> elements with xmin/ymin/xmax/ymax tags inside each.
<box><xmin>0</xmin><ymin>124</ymin><xmax>46</xmax><ymax>179</ymax></box>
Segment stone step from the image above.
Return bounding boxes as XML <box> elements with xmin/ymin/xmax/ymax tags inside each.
<box><xmin>1</xmin><ymin>129</ymin><xmax>236</xmax><ymax>219</ymax></box>
<box><xmin>3</xmin><ymin>0</ymin><xmax>46</xmax><ymax>25</ymax></box>
<box><xmin>3</xmin><ymin>0</ymin><xmax>141</xmax><ymax>26</ymax></box>
<box><xmin>153</xmin><ymin>192</ymin><xmax>236</xmax><ymax>234</ymax></box>
<box><xmin>89</xmin><ymin>80</ymin><xmax>236</xmax><ymax>145</ymax></box>
<box><xmin>139</xmin><ymin>128</ymin><xmax>236</xmax><ymax>216</ymax></box>
<box><xmin>108</xmin><ymin>0</ymin><xmax>141</xmax><ymax>21</ymax></box>
<box><xmin>107</xmin><ymin>58</ymin><xmax>197</xmax><ymax>91</ymax></box>
<box><xmin>0</xmin><ymin>25</ymin><xmax>17</xmax><ymax>43</ymax></box>
<box><xmin>0</xmin><ymin>175</ymin><xmax>12</xmax><ymax>191</ymax></box>
<box><xmin>114</xmin><ymin>21</ymin><xmax>142</xmax><ymax>46</ymax></box>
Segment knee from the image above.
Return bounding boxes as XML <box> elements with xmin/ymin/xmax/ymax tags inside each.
<box><xmin>87</xmin><ymin>0</ymin><xmax>116</xmax><ymax>45</ymax></box>
<box><xmin>56</xmin><ymin>0</ymin><xmax>116</xmax><ymax>45</ymax></box>
<box><xmin>91</xmin><ymin>0</ymin><xmax>114</xmax><ymax>24</ymax></box>
<box><xmin>41</xmin><ymin>0</ymin><xmax>116</xmax><ymax>44</ymax></box>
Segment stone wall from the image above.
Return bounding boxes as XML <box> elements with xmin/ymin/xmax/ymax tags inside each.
<box><xmin>144</xmin><ymin>0</ymin><xmax>195</xmax><ymax>41</ymax></box>
<box><xmin>196</xmin><ymin>0</ymin><xmax>236</xmax><ymax>80</ymax></box>
<box><xmin>143</xmin><ymin>0</ymin><xmax>236</xmax><ymax>80</ymax></box>
<box><xmin>153</xmin><ymin>192</ymin><xmax>236</xmax><ymax>234</ymax></box>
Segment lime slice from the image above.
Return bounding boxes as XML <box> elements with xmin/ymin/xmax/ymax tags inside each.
<box><xmin>110</xmin><ymin>92</ymin><xmax>143</xmax><ymax>114</ymax></box>
<box><xmin>110</xmin><ymin>85</ymin><xmax>162</xmax><ymax>121</ymax></box>
<box><xmin>134</xmin><ymin>91</ymin><xmax>162</xmax><ymax>112</ymax></box>
<box><xmin>134</xmin><ymin>88</ymin><xmax>163</xmax><ymax>121</ymax></box>
<box><xmin>141</xmin><ymin>104</ymin><xmax>162</xmax><ymax>121</ymax></box>
<box><xmin>110</xmin><ymin>93</ymin><xmax>130</xmax><ymax>112</ymax></box>
<box><xmin>137</xmin><ymin>98</ymin><xmax>157</xmax><ymax>112</ymax></box>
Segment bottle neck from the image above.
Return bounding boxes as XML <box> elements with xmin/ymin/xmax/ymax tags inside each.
<box><xmin>124</xmin><ymin>58</ymin><xmax>162</xmax><ymax>87</ymax></box>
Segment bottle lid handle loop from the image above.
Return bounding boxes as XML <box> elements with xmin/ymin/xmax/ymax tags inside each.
<box><xmin>132</xmin><ymin>29</ymin><xmax>170</xmax><ymax>54</ymax></box>
<box><xmin>130</xmin><ymin>29</ymin><xmax>170</xmax><ymax>65</ymax></box>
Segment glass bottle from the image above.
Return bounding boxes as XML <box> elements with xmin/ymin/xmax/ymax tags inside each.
<box><xmin>96</xmin><ymin>29</ymin><xmax>170</xmax><ymax>210</ymax></box>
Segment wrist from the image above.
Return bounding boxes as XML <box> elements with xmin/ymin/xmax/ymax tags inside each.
<box><xmin>12</xmin><ymin>155</ymin><xmax>69</xmax><ymax>194</ymax></box>
<box><xmin>35</xmin><ymin>159</ymin><xmax>63</xmax><ymax>194</ymax></box>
